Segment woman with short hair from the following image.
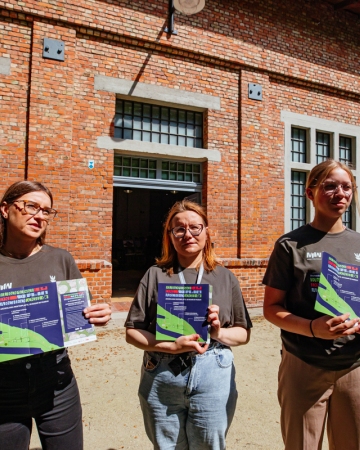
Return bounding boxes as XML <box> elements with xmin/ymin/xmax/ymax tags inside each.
<box><xmin>0</xmin><ymin>180</ymin><xmax>111</xmax><ymax>450</ymax></box>
<box><xmin>263</xmin><ymin>159</ymin><xmax>360</xmax><ymax>449</ymax></box>
<box><xmin>125</xmin><ymin>199</ymin><xmax>252</xmax><ymax>450</ymax></box>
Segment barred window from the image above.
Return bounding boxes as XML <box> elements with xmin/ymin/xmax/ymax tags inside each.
<box><xmin>114</xmin><ymin>100</ymin><xmax>203</xmax><ymax>148</ymax></box>
<box><xmin>114</xmin><ymin>156</ymin><xmax>202</xmax><ymax>183</ymax></box>
<box><xmin>291</xmin><ymin>127</ymin><xmax>307</xmax><ymax>163</ymax></box>
<box><xmin>291</xmin><ymin>171</ymin><xmax>306</xmax><ymax>230</ymax></box>
<box><xmin>316</xmin><ymin>132</ymin><xmax>330</xmax><ymax>164</ymax></box>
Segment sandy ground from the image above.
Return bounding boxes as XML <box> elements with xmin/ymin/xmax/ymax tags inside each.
<box><xmin>29</xmin><ymin>314</ymin><xmax>329</xmax><ymax>450</ymax></box>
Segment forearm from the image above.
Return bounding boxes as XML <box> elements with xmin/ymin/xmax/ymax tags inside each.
<box><xmin>125</xmin><ymin>328</ymin><xmax>207</xmax><ymax>354</ymax></box>
<box><xmin>263</xmin><ymin>303</ymin><xmax>313</xmax><ymax>337</ymax></box>
<box><xmin>212</xmin><ymin>326</ymin><xmax>250</xmax><ymax>346</ymax></box>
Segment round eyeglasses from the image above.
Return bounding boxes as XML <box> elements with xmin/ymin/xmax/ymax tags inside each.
<box><xmin>12</xmin><ymin>200</ymin><xmax>57</xmax><ymax>221</ymax></box>
<box><xmin>169</xmin><ymin>224</ymin><xmax>204</xmax><ymax>239</ymax></box>
<box><xmin>321</xmin><ymin>181</ymin><xmax>355</xmax><ymax>198</ymax></box>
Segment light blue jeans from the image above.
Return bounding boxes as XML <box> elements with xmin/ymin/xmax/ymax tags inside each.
<box><xmin>138</xmin><ymin>343</ymin><xmax>237</xmax><ymax>450</ymax></box>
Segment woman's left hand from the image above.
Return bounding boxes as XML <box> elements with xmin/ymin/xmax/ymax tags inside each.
<box><xmin>207</xmin><ymin>304</ymin><xmax>221</xmax><ymax>339</ymax></box>
<box><xmin>84</xmin><ymin>303</ymin><xmax>111</xmax><ymax>326</ymax></box>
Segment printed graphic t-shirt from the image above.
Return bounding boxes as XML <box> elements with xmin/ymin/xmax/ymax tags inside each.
<box><xmin>263</xmin><ymin>224</ymin><xmax>360</xmax><ymax>370</ymax></box>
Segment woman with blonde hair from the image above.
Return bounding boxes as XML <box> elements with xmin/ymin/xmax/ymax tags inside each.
<box><xmin>263</xmin><ymin>159</ymin><xmax>360</xmax><ymax>449</ymax></box>
<box><xmin>125</xmin><ymin>199</ymin><xmax>252</xmax><ymax>450</ymax></box>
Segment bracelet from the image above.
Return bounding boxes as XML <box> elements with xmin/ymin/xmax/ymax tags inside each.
<box><xmin>309</xmin><ymin>319</ymin><xmax>316</xmax><ymax>338</ymax></box>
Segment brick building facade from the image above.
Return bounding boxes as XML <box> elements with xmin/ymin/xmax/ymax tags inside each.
<box><xmin>1</xmin><ymin>0</ymin><xmax>360</xmax><ymax>307</ymax></box>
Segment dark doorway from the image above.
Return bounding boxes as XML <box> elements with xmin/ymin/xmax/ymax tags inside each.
<box><xmin>112</xmin><ymin>188</ymin><xmax>200</xmax><ymax>298</ymax></box>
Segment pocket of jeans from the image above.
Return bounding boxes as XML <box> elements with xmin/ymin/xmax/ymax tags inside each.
<box><xmin>215</xmin><ymin>348</ymin><xmax>234</xmax><ymax>368</ymax></box>
<box><xmin>142</xmin><ymin>353</ymin><xmax>161</xmax><ymax>372</ymax></box>
<box><xmin>56</xmin><ymin>356</ymin><xmax>74</xmax><ymax>389</ymax></box>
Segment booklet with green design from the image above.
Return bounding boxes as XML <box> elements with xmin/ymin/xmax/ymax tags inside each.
<box><xmin>315</xmin><ymin>252</ymin><xmax>360</xmax><ymax>318</ymax></box>
<box><xmin>156</xmin><ymin>283</ymin><xmax>212</xmax><ymax>343</ymax></box>
<box><xmin>0</xmin><ymin>278</ymin><xmax>96</xmax><ymax>363</ymax></box>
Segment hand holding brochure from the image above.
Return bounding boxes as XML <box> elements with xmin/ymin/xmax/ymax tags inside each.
<box><xmin>315</xmin><ymin>252</ymin><xmax>360</xmax><ymax>318</ymax></box>
<box><xmin>156</xmin><ymin>283</ymin><xmax>212</xmax><ymax>343</ymax></box>
<box><xmin>0</xmin><ymin>278</ymin><xmax>96</xmax><ymax>363</ymax></box>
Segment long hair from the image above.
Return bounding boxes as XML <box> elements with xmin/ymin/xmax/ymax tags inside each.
<box><xmin>0</xmin><ymin>181</ymin><xmax>54</xmax><ymax>248</ymax></box>
<box><xmin>156</xmin><ymin>200</ymin><xmax>220</xmax><ymax>274</ymax></box>
<box><xmin>306</xmin><ymin>159</ymin><xmax>360</xmax><ymax>215</ymax></box>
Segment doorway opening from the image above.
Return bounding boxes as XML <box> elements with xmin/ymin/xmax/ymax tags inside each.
<box><xmin>112</xmin><ymin>188</ymin><xmax>200</xmax><ymax>300</ymax></box>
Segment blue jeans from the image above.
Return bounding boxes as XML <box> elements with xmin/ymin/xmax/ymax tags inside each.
<box><xmin>138</xmin><ymin>343</ymin><xmax>238</xmax><ymax>450</ymax></box>
<box><xmin>0</xmin><ymin>352</ymin><xmax>83</xmax><ymax>450</ymax></box>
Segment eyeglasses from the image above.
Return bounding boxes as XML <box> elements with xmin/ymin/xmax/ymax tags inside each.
<box><xmin>321</xmin><ymin>181</ymin><xmax>356</xmax><ymax>198</ymax></box>
<box><xmin>12</xmin><ymin>200</ymin><xmax>57</xmax><ymax>221</ymax></box>
<box><xmin>169</xmin><ymin>224</ymin><xmax>204</xmax><ymax>238</ymax></box>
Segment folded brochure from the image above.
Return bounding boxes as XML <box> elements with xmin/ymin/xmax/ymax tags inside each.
<box><xmin>315</xmin><ymin>252</ymin><xmax>360</xmax><ymax>319</ymax></box>
<box><xmin>156</xmin><ymin>283</ymin><xmax>212</xmax><ymax>343</ymax></box>
<box><xmin>0</xmin><ymin>278</ymin><xmax>96</xmax><ymax>362</ymax></box>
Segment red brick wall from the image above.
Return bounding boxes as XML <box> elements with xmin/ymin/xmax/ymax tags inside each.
<box><xmin>1</xmin><ymin>0</ymin><xmax>360</xmax><ymax>305</ymax></box>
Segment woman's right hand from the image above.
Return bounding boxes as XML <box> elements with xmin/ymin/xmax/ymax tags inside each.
<box><xmin>311</xmin><ymin>313</ymin><xmax>360</xmax><ymax>339</ymax></box>
<box><xmin>172</xmin><ymin>334</ymin><xmax>208</xmax><ymax>354</ymax></box>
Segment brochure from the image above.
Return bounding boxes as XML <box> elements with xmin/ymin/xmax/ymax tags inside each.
<box><xmin>0</xmin><ymin>278</ymin><xmax>96</xmax><ymax>363</ymax></box>
<box><xmin>156</xmin><ymin>283</ymin><xmax>212</xmax><ymax>343</ymax></box>
<box><xmin>315</xmin><ymin>252</ymin><xmax>360</xmax><ymax>318</ymax></box>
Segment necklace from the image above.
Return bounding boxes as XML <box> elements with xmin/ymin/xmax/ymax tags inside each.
<box><xmin>0</xmin><ymin>244</ymin><xmax>41</xmax><ymax>259</ymax></box>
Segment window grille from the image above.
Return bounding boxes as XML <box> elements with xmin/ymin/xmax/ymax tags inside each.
<box><xmin>291</xmin><ymin>127</ymin><xmax>307</xmax><ymax>163</ymax></box>
<box><xmin>114</xmin><ymin>100</ymin><xmax>203</xmax><ymax>148</ymax></box>
<box><xmin>291</xmin><ymin>171</ymin><xmax>306</xmax><ymax>230</ymax></box>
<box><xmin>316</xmin><ymin>132</ymin><xmax>330</xmax><ymax>164</ymax></box>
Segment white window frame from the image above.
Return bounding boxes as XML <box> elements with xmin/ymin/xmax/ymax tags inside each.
<box><xmin>282</xmin><ymin>111</ymin><xmax>360</xmax><ymax>233</ymax></box>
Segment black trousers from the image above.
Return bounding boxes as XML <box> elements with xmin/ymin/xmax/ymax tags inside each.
<box><xmin>0</xmin><ymin>352</ymin><xmax>83</xmax><ymax>450</ymax></box>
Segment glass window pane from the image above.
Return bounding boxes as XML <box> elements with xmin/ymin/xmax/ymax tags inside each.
<box><xmin>193</xmin><ymin>174</ymin><xmax>200</xmax><ymax>182</ymax></box>
<box><xmin>161</xmin><ymin>134</ymin><xmax>168</xmax><ymax>144</ymax></box>
<box><xmin>187</xmin><ymin>137</ymin><xmax>195</xmax><ymax>147</ymax></box>
<box><xmin>131</xmin><ymin>168</ymin><xmax>139</xmax><ymax>177</ymax></box>
<box><xmin>152</xmin><ymin>119</ymin><xmax>160</xmax><ymax>132</ymax></box>
<box><xmin>124</xmin><ymin>116</ymin><xmax>132</xmax><ymax>128</ymax></box>
<box><xmin>149</xmin><ymin>170</ymin><xmax>156</xmax><ymax>179</ymax></box>
<box><xmin>170</xmin><ymin>162</ymin><xmax>177</xmax><ymax>171</ymax></box>
<box><xmin>149</xmin><ymin>160</ymin><xmax>157</xmax><ymax>169</ymax></box>
<box><xmin>179</xmin><ymin>110</ymin><xmax>186</xmax><ymax>123</ymax></box>
<box><xmin>170</xmin><ymin>109</ymin><xmax>177</xmax><ymax>121</ymax></box>
<box><xmin>170</xmin><ymin>172</ymin><xmax>177</xmax><ymax>180</ymax></box>
<box><xmin>114</xmin><ymin>156</ymin><xmax>122</xmax><ymax>165</ymax></box>
<box><xmin>170</xmin><ymin>122</ymin><xmax>177</xmax><ymax>134</ymax></box>
<box><xmin>133</xmin><ymin>116</ymin><xmax>142</xmax><ymax>130</ymax></box>
<box><xmin>133</xmin><ymin>130</ymin><xmax>141</xmax><ymax>140</ymax></box>
<box><xmin>143</xmin><ymin>131</ymin><xmax>151</xmax><ymax>142</ymax></box>
<box><xmin>161</xmin><ymin>108</ymin><xmax>169</xmax><ymax>120</ymax></box>
<box><xmin>143</xmin><ymin>117</ymin><xmax>151</xmax><ymax>131</ymax></box>
<box><xmin>132</xmin><ymin>159</ymin><xmax>139</xmax><ymax>168</ymax></box>
<box><xmin>114</xmin><ymin>167</ymin><xmax>121</xmax><ymax>176</ymax></box>
<box><xmin>152</xmin><ymin>106</ymin><xmax>160</xmax><ymax>119</ymax></box>
<box><xmin>134</xmin><ymin>103</ymin><xmax>142</xmax><ymax>116</ymax></box>
<box><xmin>152</xmin><ymin>133</ymin><xmax>160</xmax><ymax>143</ymax></box>
<box><xmin>178</xmin><ymin>136</ymin><xmax>186</xmax><ymax>146</ymax></box>
<box><xmin>169</xmin><ymin>135</ymin><xmax>177</xmax><ymax>145</ymax></box>
<box><xmin>123</xmin><ymin>167</ymin><xmax>130</xmax><ymax>177</ymax></box>
<box><xmin>140</xmin><ymin>160</ymin><xmax>148</xmax><ymax>168</ymax></box>
<box><xmin>123</xmin><ymin>158</ymin><xmax>131</xmax><ymax>167</ymax></box>
<box><xmin>123</xmin><ymin>129</ymin><xmax>132</xmax><ymax>139</ymax></box>
<box><xmin>115</xmin><ymin>101</ymin><xmax>123</xmax><ymax>114</ymax></box>
<box><xmin>124</xmin><ymin>101</ymin><xmax>132</xmax><ymax>114</ymax></box>
<box><xmin>114</xmin><ymin>114</ymin><xmax>122</xmax><ymax>127</ymax></box>
<box><xmin>114</xmin><ymin>128</ymin><xmax>122</xmax><ymax>138</ymax></box>
<box><xmin>140</xmin><ymin>169</ymin><xmax>147</xmax><ymax>178</ymax></box>
<box><xmin>187</xmin><ymin>112</ymin><xmax>194</xmax><ymax>123</ymax></box>
<box><xmin>143</xmin><ymin>104</ymin><xmax>151</xmax><ymax>117</ymax></box>
<box><xmin>162</xmin><ymin>161</ymin><xmax>169</xmax><ymax>170</ymax></box>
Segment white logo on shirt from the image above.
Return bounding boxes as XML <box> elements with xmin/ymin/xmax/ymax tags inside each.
<box><xmin>354</xmin><ymin>253</ymin><xmax>360</xmax><ymax>262</ymax></box>
<box><xmin>306</xmin><ymin>252</ymin><xmax>322</xmax><ymax>260</ymax></box>
<box><xmin>0</xmin><ymin>282</ymin><xmax>12</xmax><ymax>291</ymax></box>
<box><xmin>50</xmin><ymin>275</ymin><xmax>56</xmax><ymax>282</ymax></box>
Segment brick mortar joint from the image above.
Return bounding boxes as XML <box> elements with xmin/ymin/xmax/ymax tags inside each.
<box><xmin>219</xmin><ymin>258</ymin><xmax>269</xmax><ymax>268</ymax></box>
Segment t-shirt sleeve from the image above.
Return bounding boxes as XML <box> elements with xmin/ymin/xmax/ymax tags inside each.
<box><xmin>230</xmin><ymin>273</ymin><xmax>253</xmax><ymax>329</ymax></box>
<box><xmin>125</xmin><ymin>268</ymin><xmax>155</xmax><ymax>330</ymax></box>
<box><xmin>262</xmin><ymin>237</ymin><xmax>294</xmax><ymax>291</ymax></box>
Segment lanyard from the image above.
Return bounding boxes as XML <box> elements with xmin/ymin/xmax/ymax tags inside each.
<box><xmin>178</xmin><ymin>263</ymin><xmax>204</xmax><ymax>285</ymax></box>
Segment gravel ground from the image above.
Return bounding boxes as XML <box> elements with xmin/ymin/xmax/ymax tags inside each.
<box><xmin>29</xmin><ymin>315</ymin><xmax>329</xmax><ymax>450</ymax></box>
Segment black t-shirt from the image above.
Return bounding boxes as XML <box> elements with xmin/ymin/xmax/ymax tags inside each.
<box><xmin>125</xmin><ymin>265</ymin><xmax>252</xmax><ymax>334</ymax></box>
<box><xmin>0</xmin><ymin>245</ymin><xmax>82</xmax><ymax>366</ymax></box>
<box><xmin>263</xmin><ymin>224</ymin><xmax>360</xmax><ymax>370</ymax></box>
